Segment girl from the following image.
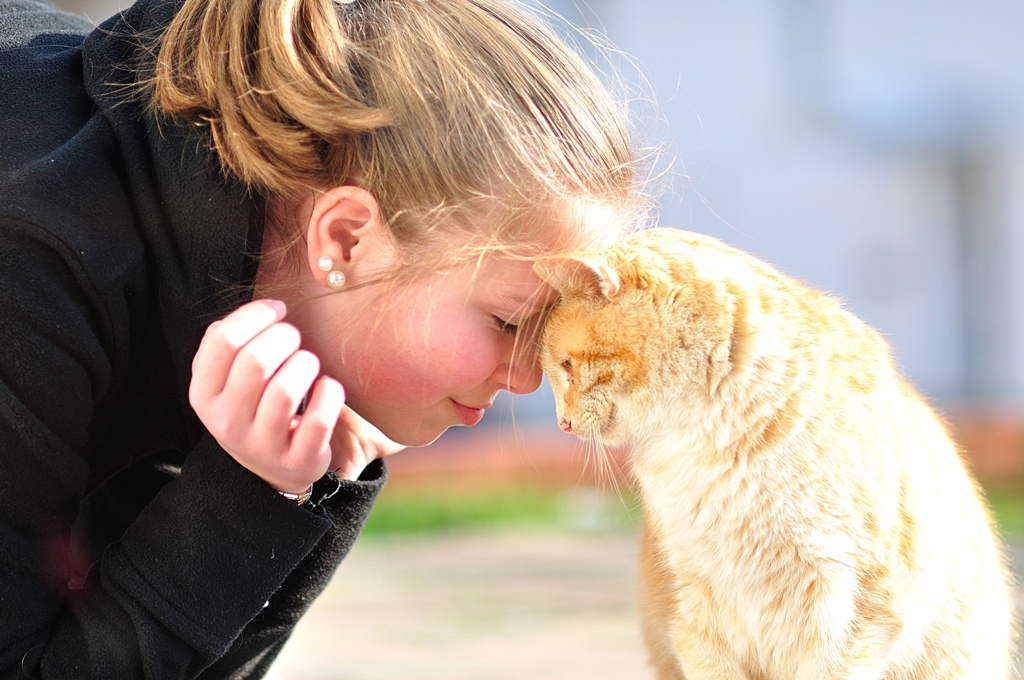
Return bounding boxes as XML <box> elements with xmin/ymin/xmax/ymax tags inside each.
<box><xmin>0</xmin><ymin>0</ymin><xmax>639</xmax><ymax>676</ymax></box>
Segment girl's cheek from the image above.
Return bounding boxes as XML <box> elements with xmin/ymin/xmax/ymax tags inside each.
<box><xmin>445</xmin><ymin>328</ymin><xmax>505</xmax><ymax>383</ymax></box>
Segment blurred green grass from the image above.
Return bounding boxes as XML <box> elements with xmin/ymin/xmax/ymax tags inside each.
<box><xmin>363</xmin><ymin>485</ymin><xmax>558</xmax><ymax>534</ymax></box>
<box><xmin>362</xmin><ymin>483</ymin><xmax>639</xmax><ymax>535</ymax></box>
<box><xmin>984</xmin><ymin>481</ymin><xmax>1024</xmax><ymax>538</ymax></box>
<box><xmin>363</xmin><ymin>480</ymin><xmax>1024</xmax><ymax>539</ymax></box>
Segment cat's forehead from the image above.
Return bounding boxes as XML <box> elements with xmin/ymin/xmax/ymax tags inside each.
<box><xmin>547</xmin><ymin>311</ymin><xmax>592</xmax><ymax>347</ymax></box>
<box><xmin>548</xmin><ymin>296</ymin><xmax>641</xmax><ymax>350</ymax></box>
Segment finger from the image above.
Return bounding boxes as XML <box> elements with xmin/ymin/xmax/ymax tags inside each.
<box><xmin>335</xmin><ymin>406</ymin><xmax>405</xmax><ymax>458</ymax></box>
<box><xmin>252</xmin><ymin>349</ymin><xmax>322</xmax><ymax>447</ymax></box>
<box><xmin>190</xmin><ymin>299</ymin><xmax>287</xmax><ymax>402</ymax></box>
<box><xmin>329</xmin><ymin>435</ymin><xmax>366</xmax><ymax>481</ymax></box>
<box><xmin>328</xmin><ymin>407</ymin><xmax>403</xmax><ymax>481</ymax></box>
<box><xmin>332</xmin><ymin>406</ymin><xmax>372</xmax><ymax>455</ymax></box>
<box><xmin>219</xmin><ymin>322</ymin><xmax>303</xmax><ymax>421</ymax></box>
<box><xmin>329</xmin><ymin>408</ymin><xmax>364</xmax><ymax>477</ymax></box>
<box><xmin>288</xmin><ymin>376</ymin><xmax>345</xmax><ymax>473</ymax></box>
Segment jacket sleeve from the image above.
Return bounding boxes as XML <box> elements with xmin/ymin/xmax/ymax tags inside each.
<box><xmin>0</xmin><ymin>225</ymin><xmax>386</xmax><ymax>679</ymax></box>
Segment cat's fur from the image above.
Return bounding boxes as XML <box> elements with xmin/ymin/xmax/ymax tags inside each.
<box><xmin>534</xmin><ymin>227</ymin><xmax>1014</xmax><ymax>679</ymax></box>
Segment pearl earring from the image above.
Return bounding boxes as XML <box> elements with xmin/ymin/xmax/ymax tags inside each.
<box><xmin>327</xmin><ymin>270</ymin><xmax>346</xmax><ymax>289</ymax></box>
<box><xmin>317</xmin><ymin>256</ymin><xmax>334</xmax><ymax>272</ymax></box>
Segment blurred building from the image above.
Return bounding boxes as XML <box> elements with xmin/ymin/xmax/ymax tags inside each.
<box><xmin>557</xmin><ymin>0</ymin><xmax>1024</xmax><ymax>414</ymax></box>
<box><xmin>54</xmin><ymin>0</ymin><xmax>1024</xmax><ymax>417</ymax></box>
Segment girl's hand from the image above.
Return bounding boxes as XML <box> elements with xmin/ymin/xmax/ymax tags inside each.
<box><xmin>330</xmin><ymin>405</ymin><xmax>405</xmax><ymax>481</ymax></box>
<box><xmin>189</xmin><ymin>299</ymin><xmax>344</xmax><ymax>494</ymax></box>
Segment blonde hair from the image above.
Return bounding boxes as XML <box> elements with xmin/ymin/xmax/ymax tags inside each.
<box><xmin>152</xmin><ymin>0</ymin><xmax>642</xmax><ymax>272</ymax></box>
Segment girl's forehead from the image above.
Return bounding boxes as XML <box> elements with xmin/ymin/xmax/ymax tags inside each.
<box><xmin>460</xmin><ymin>256</ymin><xmax>556</xmax><ymax>312</ymax></box>
<box><xmin>409</xmin><ymin>196</ymin><xmax>627</xmax><ymax>308</ymax></box>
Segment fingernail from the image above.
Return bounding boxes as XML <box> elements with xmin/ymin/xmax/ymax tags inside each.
<box><xmin>266</xmin><ymin>299</ymin><xmax>287</xmax><ymax>317</ymax></box>
<box><xmin>321</xmin><ymin>376</ymin><xmax>346</xmax><ymax>401</ymax></box>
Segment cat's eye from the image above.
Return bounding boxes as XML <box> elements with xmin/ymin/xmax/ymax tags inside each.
<box><xmin>561</xmin><ymin>359</ymin><xmax>574</xmax><ymax>384</ymax></box>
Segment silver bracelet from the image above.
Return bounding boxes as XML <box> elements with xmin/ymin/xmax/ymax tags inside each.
<box><xmin>278</xmin><ymin>485</ymin><xmax>313</xmax><ymax>506</ymax></box>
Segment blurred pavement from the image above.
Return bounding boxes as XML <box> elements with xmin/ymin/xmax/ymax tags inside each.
<box><xmin>265</xmin><ymin>532</ymin><xmax>1023</xmax><ymax>680</ymax></box>
<box><xmin>264</xmin><ymin>530</ymin><xmax>647</xmax><ymax>680</ymax></box>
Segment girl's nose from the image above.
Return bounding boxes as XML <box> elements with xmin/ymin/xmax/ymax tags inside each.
<box><xmin>491</xmin><ymin>348</ymin><xmax>544</xmax><ymax>395</ymax></box>
<box><xmin>505</xmin><ymin>358</ymin><xmax>543</xmax><ymax>395</ymax></box>
<box><xmin>491</xmin><ymin>322</ymin><xmax>546</xmax><ymax>394</ymax></box>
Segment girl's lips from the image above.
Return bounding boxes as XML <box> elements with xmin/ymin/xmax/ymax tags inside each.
<box><xmin>450</xmin><ymin>399</ymin><xmax>487</xmax><ymax>426</ymax></box>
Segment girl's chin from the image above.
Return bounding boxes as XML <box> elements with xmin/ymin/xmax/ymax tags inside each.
<box><xmin>378</xmin><ymin>420</ymin><xmax>450</xmax><ymax>449</ymax></box>
<box><xmin>369</xmin><ymin>402</ymin><xmax>476</xmax><ymax>448</ymax></box>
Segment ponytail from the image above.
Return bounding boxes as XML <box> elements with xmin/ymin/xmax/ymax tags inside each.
<box><xmin>153</xmin><ymin>0</ymin><xmax>389</xmax><ymax>195</ymax></box>
<box><xmin>153</xmin><ymin>0</ymin><xmax>641</xmax><ymax>268</ymax></box>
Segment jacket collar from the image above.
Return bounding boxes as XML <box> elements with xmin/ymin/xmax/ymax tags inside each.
<box><xmin>80</xmin><ymin>0</ymin><xmax>265</xmax><ymax>400</ymax></box>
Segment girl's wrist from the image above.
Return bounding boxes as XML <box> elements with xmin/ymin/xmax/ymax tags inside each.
<box><xmin>277</xmin><ymin>484</ymin><xmax>314</xmax><ymax>505</ymax></box>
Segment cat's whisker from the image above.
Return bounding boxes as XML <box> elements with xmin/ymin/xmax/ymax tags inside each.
<box><xmin>595</xmin><ymin>440</ymin><xmax>616</xmax><ymax>490</ymax></box>
<box><xmin>585</xmin><ymin>437</ymin><xmax>618</xmax><ymax>492</ymax></box>
<box><xmin>572</xmin><ymin>437</ymin><xmax>595</xmax><ymax>490</ymax></box>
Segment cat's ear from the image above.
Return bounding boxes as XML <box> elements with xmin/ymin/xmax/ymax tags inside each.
<box><xmin>533</xmin><ymin>255</ymin><xmax>621</xmax><ymax>299</ymax></box>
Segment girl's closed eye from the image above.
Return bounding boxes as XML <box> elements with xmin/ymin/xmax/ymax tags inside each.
<box><xmin>493</xmin><ymin>316</ymin><xmax>519</xmax><ymax>335</ymax></box>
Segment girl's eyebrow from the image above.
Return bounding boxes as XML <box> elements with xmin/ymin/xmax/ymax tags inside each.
<box><xmin>496</xmin><ymin>291</ymin><xmax>531</xmax><ymax>305</ymax></box>
<box><xmin>494</xmin><ymin>291</ymin><xmax>554</xmax><ymax>316</ymax></box>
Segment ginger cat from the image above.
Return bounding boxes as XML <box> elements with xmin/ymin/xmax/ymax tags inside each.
<box><xmin>535</xmin><ymin>227</ymin><xmax>1014</xmax><ymax>679</ymax></box>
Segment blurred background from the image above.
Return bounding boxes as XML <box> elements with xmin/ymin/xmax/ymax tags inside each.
<box><xmin>56</xmin><ymin>0</ymin><xmax>1024</xmax><ymax>476</ymax></box>
<box><xmin>50</xmin><ymin>0</ymin><xmax>1024</xmax><ymax>676</ymax></box>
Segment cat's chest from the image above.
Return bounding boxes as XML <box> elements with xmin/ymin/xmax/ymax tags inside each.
<box><xmin>636</xmin><ymin>455</ymin><xmax>836</xmax><ymax>585</ymax></box>
<box><xmin>639</xmin><ymin>468</ymin><xmax>751</xmax><ymax>566</ymax></box>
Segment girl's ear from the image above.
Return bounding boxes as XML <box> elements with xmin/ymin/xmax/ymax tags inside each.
<box><xmin>305</xmin><ymin>186</ymin><xmax>394</xmax><ymax>287</ymax></box>
<box><xmin>533</xmin><ymin>255</ymin><xmax>620</xmax><ymax>299</ymax></box>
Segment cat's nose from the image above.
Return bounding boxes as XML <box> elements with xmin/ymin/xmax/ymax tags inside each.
<box><xmin>559</xmin><ymin>418</ymin><xmax>573</xmax><ymax>434</ymax></box>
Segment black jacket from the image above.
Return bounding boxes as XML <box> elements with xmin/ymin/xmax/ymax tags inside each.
<box><xmin>0</xmin><ymin>0</ymin><xmax>386</xmax><ymax>677</ymax></box>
